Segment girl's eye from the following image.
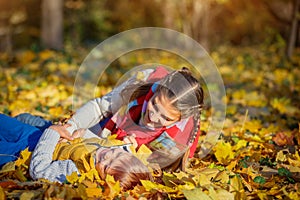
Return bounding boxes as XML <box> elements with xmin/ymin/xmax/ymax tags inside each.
<box><xmin>149</xmin><ymin>110</ymin><xmax>154</xmax><ymax>117</ymax></box>
<box><xmin>165</xmin><ymin>118</ymin><xmax>173</xmax><ymax>122</ymax></box>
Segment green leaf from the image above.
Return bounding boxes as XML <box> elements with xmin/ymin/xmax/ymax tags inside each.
<box><xmin>15</xmin><ymin>168</ymin><xmax>27</xmax><ymax>182</ymax></box>
<box><xmin>287</xmin><ymin>177</ymin><xmax>295</xmax><ymax>184</ymax></box>
<box><xmin>253</xmin><ymin>176</ymin><xmax>266</xmax><ymax>184</ymax></box>
<box><xmin>239</xmin><ymin>156</ymin><xmax>250</xmax><ymax>168</ymax></box>
<box><xmin>278</xmin><ymin>168</ymin><xmax>291</xmax><ymax>177</ymax></box>
<box><xmin>259</xmin><ymin>157</ymin><xmax>276</xmax><ymax>167</ymax></box>
<box><xmin>277</xmin><ymin>168</ymin><xmax>295</xmax><ymax>183</ymax></box>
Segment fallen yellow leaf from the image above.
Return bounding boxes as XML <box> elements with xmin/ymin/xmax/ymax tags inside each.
<box><xmin>15</xmin><ymin>148</ymin><xmax>32</xmax><ymax>167</ymax></box>
<box><xmin>86</xmin><ymin>188</ymin><xmax>103</xmax><ymax>198</ymax></box>
<box><xmin>106</xmin><ymin>174</ymin><xmax>121</xmax><ymax>198</ymax></box>
<box><xmin>214</xmin><ymin>142</ymin><xmax>235</xmax><ymax>165</ymax></box>
<box><xmin>66</xmin><ymin>171</ymin><xmax>80</xmax><ymax>184</ymax></box>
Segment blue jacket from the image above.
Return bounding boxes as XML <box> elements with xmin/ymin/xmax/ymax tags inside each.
<box><xmin>0</xmin><ymin>114</ymin><xmax>43</xmax><ymax>166</ymax></box>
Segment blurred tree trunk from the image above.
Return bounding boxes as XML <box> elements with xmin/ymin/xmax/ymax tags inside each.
<box><xmin>263</xmin><ymin>0</ymin><xmax>299</xmax><ymax>58</ymax></box>
<box><xmin>0</xmin><ymin>1</ymin><xmax>14</xmax><ymax>53</ymax></box>
<box><xmin>287</xmin><ymin>0</ymin><xmax>300</xmax><ymax>58</ymax></box>
<box><xmin>263</xmin><ymin>0</ymin><xmax>293</xmax><ymax>24</ymax></box>
<box><xmin>194</xmin><ymin>0</ymin><xmax>210</xmax><ymax>51</ymax></box>
<box><xmin>0</xmin><ymin>14</ymin><xmax>12</xmax><ymax>53</ymax></box>
<box><xmin>163</xmin><ymin>0</ymin><xmax>175</xmax><ymax>29</ymax></box>
<box><xmin>41</xmin><ymin>0</ymin><xmax>63</xmax><ymax>50</ymax></box>
<box><xmin>175</xmin><ymin>0</ymin><xmax>221</xmax><ymax>52</ymax></box>
<box><xmin>177</xmin><ymin>0</ymin><xmax>209</xmax><ymax>49</ymax></box>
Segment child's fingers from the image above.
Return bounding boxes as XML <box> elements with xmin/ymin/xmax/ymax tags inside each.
<box><xmin>124</xmin><ymin>135</ymin><xmax>138</xmax><ymax>149</ymax></box>
<box><xmin>63</xmin><ymin>123</ymin><xmax>71</xmax><ymax>128</ymax></box>
<box><xmin>65</xmin><ymin>131</ymin><xmax>74</xmax><ymax>140</ymax></box>
<box><xmin>72</xmin><ymin>128</ymin><xmax>85</xmax><ymax>138</ymax></box>
<box><xmin>123</xmin><ymin>137</ymin><xmax>131</xmax><ymax>144</ymax></box>
<box><xmin>59</xmin><ymin>129</ymin><xmax>74</xmax><ymax>140</ymax></box>
<box><xmin>50</xmin><ymin>125</ymin><xmax>74</xmax><ymax>140</ymax></box>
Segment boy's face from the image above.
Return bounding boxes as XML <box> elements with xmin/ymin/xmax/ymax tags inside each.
<box><xmin>95</xmin><ymin>147</ymin><xmax>129</xmax><ymax>179</ymax></box>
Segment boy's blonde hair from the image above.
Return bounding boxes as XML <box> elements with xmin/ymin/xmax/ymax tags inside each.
<box><xmin>96</xmin><ymin>151</ymin><xmax>152</xmax><ymax>190</ymax></box>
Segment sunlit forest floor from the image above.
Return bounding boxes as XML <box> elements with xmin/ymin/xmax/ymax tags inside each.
<box><xmin>0</xmin><ymin>43</ymin><xmax>300</xmax><ymax>199</ymax></box>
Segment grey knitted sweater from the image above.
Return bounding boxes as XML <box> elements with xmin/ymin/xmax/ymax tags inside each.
<box><xmin>29</xmin><ymin>128</ymin><xmax>79</xmax><ymax>183</ymax></box>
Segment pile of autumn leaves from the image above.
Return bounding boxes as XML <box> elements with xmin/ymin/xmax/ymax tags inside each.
<box><xmin>0</xmin><ymin>44</ymin><xmax>300</xmax><ymax>199</ymax></box>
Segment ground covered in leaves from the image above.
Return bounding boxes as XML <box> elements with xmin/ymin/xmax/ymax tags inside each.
<box><xmin>0</xmin><ymin>42</ymin><xmax>300</xmax><ymax>199</ymax></box>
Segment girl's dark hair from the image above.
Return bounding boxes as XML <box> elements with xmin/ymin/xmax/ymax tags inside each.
<box><xmin>121</xmin><ymin>67</ymin><xmax>204</xmax><ymax>119</ymax></box>
<box><xmin>158</xmin><ymin>67</ymin><xmax>204</xmax><ymax>118</ymax></box>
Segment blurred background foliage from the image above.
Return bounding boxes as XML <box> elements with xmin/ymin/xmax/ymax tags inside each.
<box><xmin>0</xmin><ymin>0</ymin><xmax>298</xmax><ymax>55</ymax></box>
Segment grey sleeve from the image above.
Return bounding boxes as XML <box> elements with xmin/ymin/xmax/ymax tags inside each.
<box><xmin>66</xmin><ymin>68</ymin><xmax>155</xmax><ymax>136</ymax></box>
<box><xmin>29</xmin><ymin>128</ymin><xmax>79</xmax><ymax>183</ymax></box>
<box><xmin>65</xmin><ymin>77</ymin><xmax>134</xmax><ymax>135</ymax></box>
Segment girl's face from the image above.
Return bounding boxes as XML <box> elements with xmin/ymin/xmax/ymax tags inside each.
<box><xmin>95</xmin><ymin>147</ymin><xmax>127</xmax><ymax>179</ymax></box>
<box><xmin>144</xmin><ymin>94</ymin><xmax>181</xmax><ymax>128</ymax></box>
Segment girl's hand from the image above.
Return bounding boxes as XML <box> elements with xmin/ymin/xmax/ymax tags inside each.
<box><xmin>49</xmin><ymin>123</ymin><xmax>74</xmax><ymax>141</ymax></box>
<box><xmin>58</xmin><ymin>128</ymin><xmax>86</xmax><ymax>143</ymax></box>
<box><xmin>123</xmin><ymin>134</ymin><xmax>138</xmax><ymax>149</ymax></box>
<box><xmin>72</xmin><ymin>128</ymin><xmax>86</xmax><ymax>138</ymax></box>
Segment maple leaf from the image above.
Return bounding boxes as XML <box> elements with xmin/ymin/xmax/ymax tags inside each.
<box><xmin>244</xmin><ymin>120</ymin><xmax>262</xmax><ymax>133</ymax></box>
<box><xmin>192</xmin><ymin>168</ymin><xmax>220</xmax><ymax>187</ymax></box>
<box><xmin>105</xmin><ymin>174</ymin><xmax>121</xmax><ymax>198</ymax></box>
<box><xmin>287</xmin><ymin>151</ymin><xmax>300</xmax><ymax>167</ymax></box>
<box><xmin>141</xmin><ymin>180</ymin><xmax>176</xmax><ymax>193</ymax></box>
<box><xmin>209</xmin><ymin>187</ymin><xmax>235</xmax><ymax>200</ymax></box>
<box><xmin>131</xmin><ymin>144</ymin><xmax>152</xmax><ymax>166</ymax></box>
<box><xmin>66</xmin><ymin>171</ymin><xmax>80</xmax><ymax>184</ymax></box>
<box><xmin>85</xmin><ymin>188</ymin><xmax>103</xmax><ymax>198</ymax></box>
<box><xmin>15</xmin><ymin>148</ymin><xmax>32</xmax><ymax>167</ymax></box>
<box><xmin>214</xmin><ymin>141</ymin><xmax>235</xmax><ymax>165</ymax></box>
<box><xmin>229</xmin><ymin>175</ymin><xmax>246</xmax><ymax>199</ymax></box>
<box><xmin>270</xmin><ymin>98</ymin><xmax>297</xmax><ymax>115</ymax></box>
<box><xmin>182</xmin><ymin>188</ymin><xmax>211</xmax><ymax>200</ymax></box>
<box><xmin>233</xmin><ymin>139</ymin><xmax>248</xmax><ymax>150</ymax></box>
<box><xmin>84</xmin><ymin>168</ymin><xmax>101</xmax><ymax>182</ymax></box>
<box><xmin>272</xmin><ymin>132</ymin><xmax>294</xmax><ymax>146</ymax></box>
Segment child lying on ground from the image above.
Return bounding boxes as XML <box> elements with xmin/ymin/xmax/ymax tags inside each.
<box><xmin>0</xmin><ymin>114</ymin><xmax>152</xmax><ymax>190</ymax></box>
